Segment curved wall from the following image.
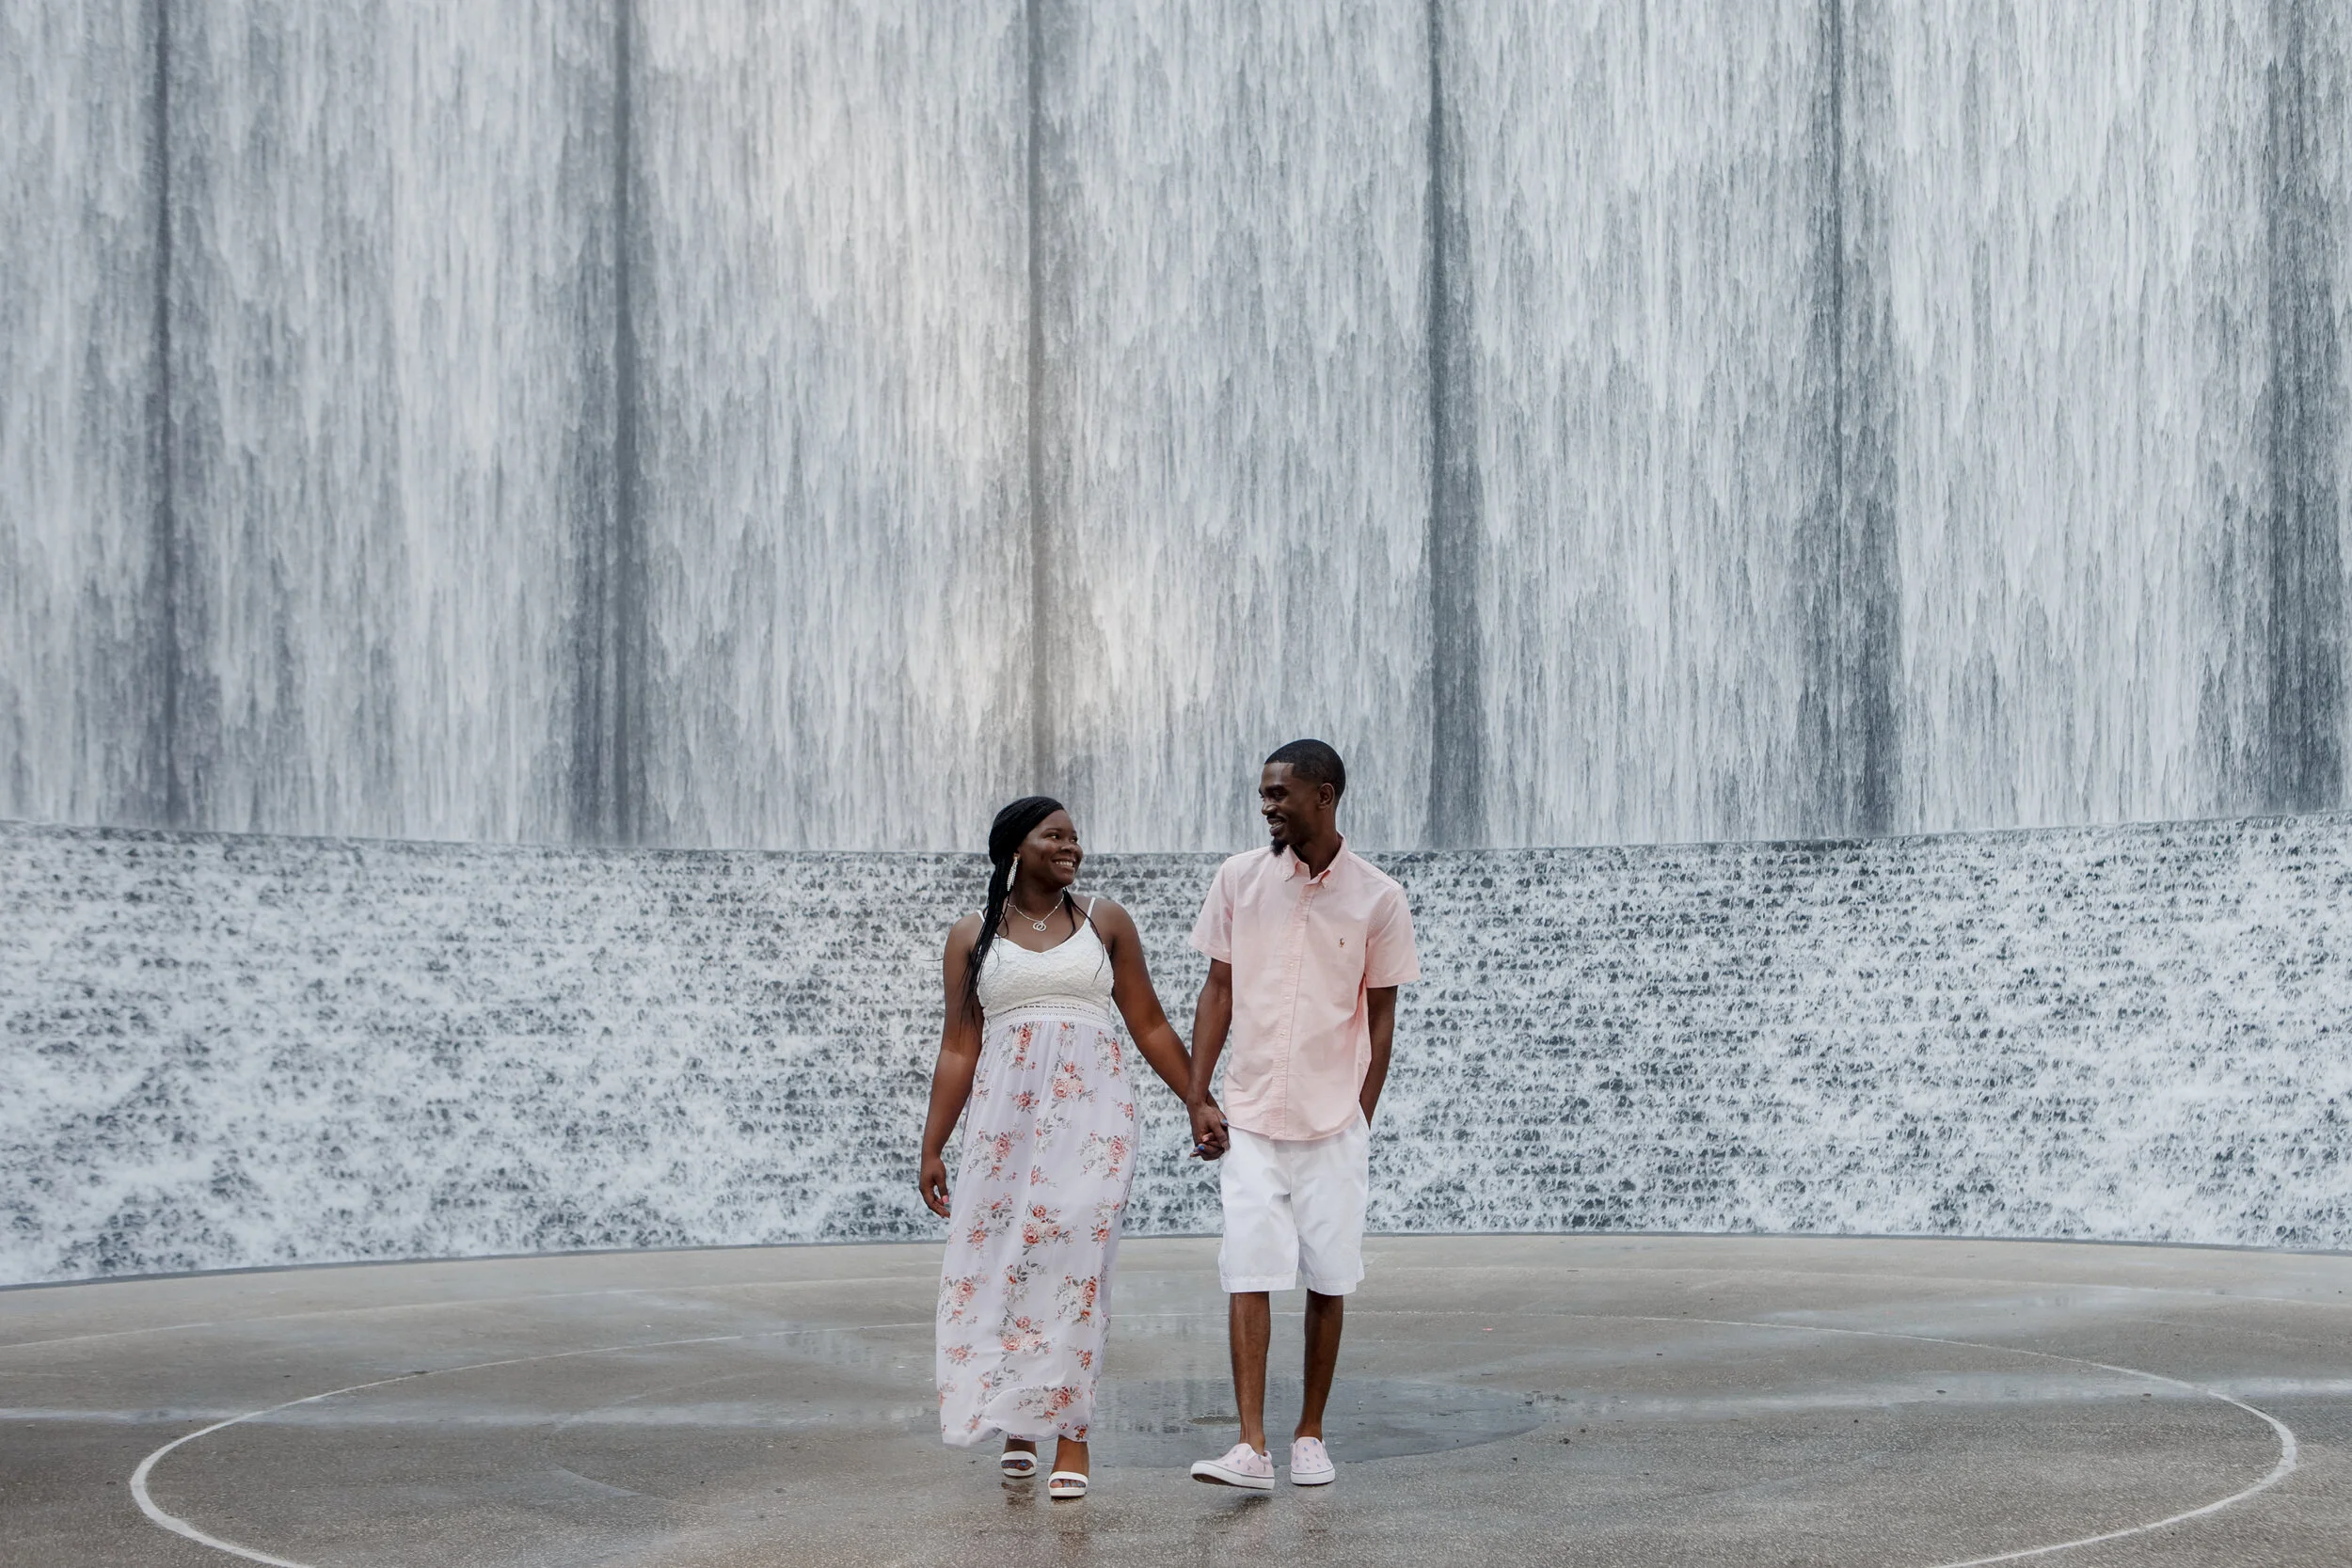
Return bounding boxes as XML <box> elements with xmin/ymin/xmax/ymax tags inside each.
<box><xmin>5</xmin><ymin>815</ymin><xmax>2347</xmax><ymax>1284</ymax></box>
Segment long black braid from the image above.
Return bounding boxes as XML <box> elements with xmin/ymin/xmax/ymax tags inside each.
<box><xmin>961</xmin><ymin>795</ymin><xmax>1072</xmax><ymax>1024</ymax></box>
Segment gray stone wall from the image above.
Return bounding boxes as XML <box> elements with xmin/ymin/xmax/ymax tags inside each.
<box><xmin>4</xmin><ymin>816</ymin><xmax>2348</xmax><ymax>1283</ymax></box>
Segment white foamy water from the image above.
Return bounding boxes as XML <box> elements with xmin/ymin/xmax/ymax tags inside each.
<box><xmin>5</xmin><ymin>816</ymin><xmax>2347</xmax><ymax>1284</ymax></box>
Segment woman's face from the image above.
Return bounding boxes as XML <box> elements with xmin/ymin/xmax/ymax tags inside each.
<box><xmin>1018</xmin><ymin>810</ymin><xmax>1083</xmax><ymax>889</ymax></box>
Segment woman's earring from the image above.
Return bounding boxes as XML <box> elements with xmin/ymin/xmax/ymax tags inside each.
<box><xmin>1007</xmin><ymin>860</ymin><xmax>1017</xmax><ymax>895</ymax></box>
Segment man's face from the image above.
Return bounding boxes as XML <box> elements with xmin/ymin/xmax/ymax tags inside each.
<box><xmin>1260</xmin><ymin>763</ymin><xmax>1331</xmax><ymax>849</ymax></box>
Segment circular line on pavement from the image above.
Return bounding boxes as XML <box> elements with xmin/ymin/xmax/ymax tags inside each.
<box><xmin>129</xmin><ymin>1322</ymin><xmax>929</xmax><ymax>1568</ymax></box>
<box><xmin>127</xmin><ymin>1309</ymin><xmax>2296</xmax><ymax>1567</ymax></box>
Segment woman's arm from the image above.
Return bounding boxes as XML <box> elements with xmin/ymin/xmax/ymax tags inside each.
<box><xmin>918</xmin><ymin>915</ymin><xmax>985</xmax><ymax>1218</ymax></box>
<box><xmin>1090</xmin><ymin>900</ymin><xmax>1215</xmax><ymax>1138</ymax></box>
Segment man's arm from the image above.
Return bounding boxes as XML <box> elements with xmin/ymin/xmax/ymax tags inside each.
<box><xmin>1188</xmin><ymin>958</ymin><xmax>1233</xmax><ymax>1157</ymax></box>
<box><xmin>1361</xmin><ymin>985</ymin><xmax>1398</xmax><ymax>1127</ymax></box>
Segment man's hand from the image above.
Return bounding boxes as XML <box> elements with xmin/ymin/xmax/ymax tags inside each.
<box><xmin>1188</xmin><ymin>1099</ymin><xmax>1230</xmax><ymax>1161</ymax></box>
<box><xmin>1188</xmin><ymin>959</ymin><xmax>1234</xmax><ymax>1161</ymax></box>
<box><xmin>919</xmin><ymin>1151</ymin><xmax>952</xmax><ymax>1217</ymax></box>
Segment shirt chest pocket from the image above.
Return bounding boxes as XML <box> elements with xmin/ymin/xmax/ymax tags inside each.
<box><xmin>1316</xmin><ymin>915</ymin><xmax>1370</xmax><ymax>985</ymax></box>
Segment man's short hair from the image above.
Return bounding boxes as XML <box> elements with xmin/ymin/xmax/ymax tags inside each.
<box><xmin>1264</xmin><ymin>738</ymin><xmax>1346</xmax><ymax>800</ymax></box>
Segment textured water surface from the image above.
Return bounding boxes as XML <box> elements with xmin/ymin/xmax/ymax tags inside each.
<box><xmin>5</xmin><ymin>815</ymin><xmax>2347</xmax><ymax>1284</ymax></box>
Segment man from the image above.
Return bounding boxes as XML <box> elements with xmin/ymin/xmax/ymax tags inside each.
<box><xmin>1184</xmin><ymin>739</ymin><xmax>1419</xmax><ymax>1490</ymax></box>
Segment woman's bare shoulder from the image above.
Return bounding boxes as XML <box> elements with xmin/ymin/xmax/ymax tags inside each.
<box><xmin>946</xmin><ymin>911</ymin><xmax>985</xmax><ymax>947</ymax></box>
<box><xmin>1085</xmin><ymin>895</ymin><xmax>1138</xmax><ymax>933</ymax></box>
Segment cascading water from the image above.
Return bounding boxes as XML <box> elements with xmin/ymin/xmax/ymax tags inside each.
<box><xmin>1039</xmin><ymin>1</ymin><xmax>1434</xmax><ymax>850</ymax></box>
<box><xmin>1881</xmin><ymin>0</ymin><xmax>2280</xmax><ymax>834</ymax></box>
<box><xmin>2</xmin><ymin>1</ymin><xmax>2346</xmax><ymax>850</ymax></box>
<box><xmin>189</xmin><ymin>0</ymin><xmax>624</xmax><ymax>847</ymax></box>
<box><xmin>1447</xmin><ymin>1</ymin><xmax>1831</xmax><ymax>846</ymax></box>
<box><xmin>630</xmin><ymin>3</ymin><xmax>1032</xmax><ymax>850</ymax></box>
<box><xmin>8</xmin><ymin>3</ymin><xmax>2352</xmax><ymax>1286</ymax></box>
<box><xmin>1</xmin><ymin>2</ymin><xmax>164</xmax><ymax>828</ymax></box>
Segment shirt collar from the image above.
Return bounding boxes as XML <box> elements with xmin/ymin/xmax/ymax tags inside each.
<box><xmin>1279</xmin><ymin>836</ymin><xmax>1348</xmax><ymax>883</ymax></box>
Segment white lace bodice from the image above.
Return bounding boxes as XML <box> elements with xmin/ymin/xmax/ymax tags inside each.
<box><xmin>976</xmin><ymin>908</ymin><xmax>1116</xmax><ymax>1020</ymax></box>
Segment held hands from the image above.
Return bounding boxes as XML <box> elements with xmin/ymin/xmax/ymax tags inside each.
<box><xmin>919</xmin><ymin>1151</ymin><xmax>952</xmax><ymax>1217</ymax></box>
<box><xmin>1188</xmin><ymin>1098</ymin><xmax>1230</xmax><ymax>1161</ymax></box>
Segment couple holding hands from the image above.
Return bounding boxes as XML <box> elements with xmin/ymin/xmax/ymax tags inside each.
<box><xmin>919</xmin><ymin>739</ymin><xmax>1419</xmax><ymax>1499</ymax></box>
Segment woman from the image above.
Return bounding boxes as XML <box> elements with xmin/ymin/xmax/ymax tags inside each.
<box><xmin>919</xmin><ymin>796</ymin><xmax>1202</xmax><ymax>1500</ymax></box>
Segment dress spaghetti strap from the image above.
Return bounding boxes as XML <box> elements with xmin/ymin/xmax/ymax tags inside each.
<box><xmin>1079</xmin><ymin>895</ymin><xmax>1111</xmax><ymax>972</ymax></box>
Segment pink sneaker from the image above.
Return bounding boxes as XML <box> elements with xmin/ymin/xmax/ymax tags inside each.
<box><xmin>1190</xmin><ymin>1441</ymin><xmax>1276</xmax><ymax>1489</ymax></box>
<box><xmin>1288</xmin><ymin>1435</ymin><xmax>1335</xmax><ymax>1485</ymax></box>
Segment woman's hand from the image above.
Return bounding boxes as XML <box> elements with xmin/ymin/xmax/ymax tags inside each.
<box><xmin>920</xmin><ymin>1151</ymin><xmax>952</xmax><ymax>1217</ymax></box>
<box><xmin>919</xmin><ymin>918</ymin><xmax>984</xmax><ymax>1222</ymax></box>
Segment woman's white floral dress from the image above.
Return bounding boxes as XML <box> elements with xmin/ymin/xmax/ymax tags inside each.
<box><xmin>937</xmin><ymin>911</ymin><xmax>1136</xmax><ymax>1446</ymax></box>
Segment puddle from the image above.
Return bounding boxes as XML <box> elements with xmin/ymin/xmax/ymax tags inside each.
<box><xmin>1091</xmin><ymin>1377</ymin><xmax>1546</xmax><ymax>1465</ymax></box>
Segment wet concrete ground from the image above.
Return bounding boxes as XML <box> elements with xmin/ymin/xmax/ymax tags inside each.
<box><xmin>3</xmin><ymin>1234</ymin><xmax>2347</xmax><ymax>1566</ymax></box>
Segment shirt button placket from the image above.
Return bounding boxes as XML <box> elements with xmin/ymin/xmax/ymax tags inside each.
<box><xmin>1280</xmin><ymin>879</ymin><xmax>1312</xmax><ymax>1138</ymax></box>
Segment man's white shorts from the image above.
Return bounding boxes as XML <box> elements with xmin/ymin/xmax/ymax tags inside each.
<box><xmin>1218</xmin><ymin>1113</ymin><xmax>1369</xmax><ymax>1296</ymax></box>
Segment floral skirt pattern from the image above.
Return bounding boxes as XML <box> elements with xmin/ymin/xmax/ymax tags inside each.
<box><xmin>937</xmin><ymin>1004</ymin><xmax>1136</xmax><ymax>1445</ymax></box>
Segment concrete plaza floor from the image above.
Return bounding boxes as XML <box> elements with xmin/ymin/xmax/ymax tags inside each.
<box><xmin>3</xmin><ymin>1234</ymin><xmax>2348</xmax><ymax>1566</ymax></box>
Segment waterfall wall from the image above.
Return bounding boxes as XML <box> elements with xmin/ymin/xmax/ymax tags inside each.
<box><xmin>5</xmin><ymin>0</ymin><xmax>2349</xmax><ymax>853</ymax></box>
<box><xmin>5</xmin><ymin>816</ymin><xmax>2348</xmax><ymax>1284</ymax></box>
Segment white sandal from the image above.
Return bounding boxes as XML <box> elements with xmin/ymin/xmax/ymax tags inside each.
<box><xmin>999</xmin><ymin>1449</ymin><xmax>1038</xmax><ymax>1478</ymax></box>
<box><xmin>1047</xmin><ymin>1470</ymin><xmax>1089</xmax><ymax>1500</ymax></box>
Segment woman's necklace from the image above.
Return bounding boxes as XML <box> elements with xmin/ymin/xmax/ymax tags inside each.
<box><xmin>1006</xmin><ymin>890</ymin><xmax>1059</xmax><ymax>932</ymax></box>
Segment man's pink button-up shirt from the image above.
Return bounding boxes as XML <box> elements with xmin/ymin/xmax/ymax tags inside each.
<box><xmin>1190</xmin><ymin>840</ymin><xmax>1420</xmax><ymax>1142</ymax></box>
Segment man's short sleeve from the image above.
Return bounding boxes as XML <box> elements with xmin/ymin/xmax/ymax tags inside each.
<box><xmin>1190</xmin><ymin>858</ymin><xmax>1234</xmax><ymax>962</ymax></box>
<box><xmin>1364</xmin><ymin>883</ymin><xmax>1420</xmax><ymax>988</ymax></box>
